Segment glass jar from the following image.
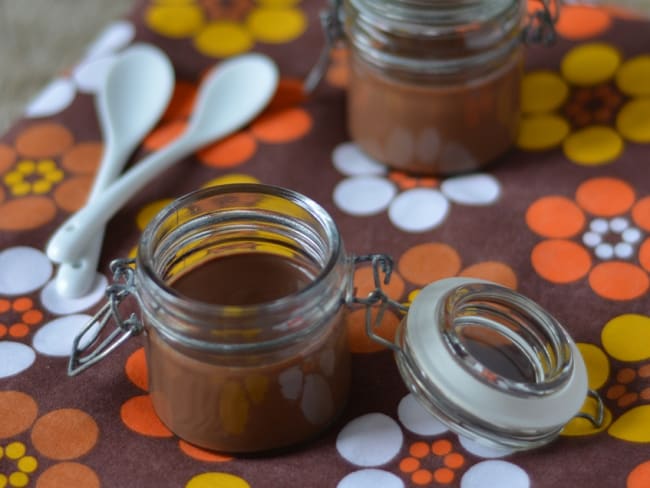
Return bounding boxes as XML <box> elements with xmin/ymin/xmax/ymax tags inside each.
<box><xmin>69</xmin><ymin>183</ymin><xmax>599</xmax><ymax>453</ymax></box>
<box><xmin>308</xmin><ymin>0</ymin><xmax>559</xmax><ymax>175</ymax></box>
<box><xmin>72</xmin><ymin>184</ymin><xmax>352</xmax><ymax>453</ymax></box>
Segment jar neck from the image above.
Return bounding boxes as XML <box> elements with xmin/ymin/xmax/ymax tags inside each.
<box><xmin>343</xmin><ymin>0</ymin><xmax>525</xmax><ymax>76</ymax></box>
<box><xmin>135</xmin><ymin>184</ymin><xmax>351</xmax><ymax>354</ymax></box>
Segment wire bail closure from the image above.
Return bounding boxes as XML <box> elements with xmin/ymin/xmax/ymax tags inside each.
<box><xmin>523</xmin><ymin>0</ymin><xmax>561</xmax><ymax>45</ymax></box>
<box><xmin>67</xmin><ymin>258</ymin><xmax>143</xmax><ymax>376</ymax></box>
<box><xmin>303</xmin><ymin>0</ymin><xmax>343</xmax><ymax>94</ymax></box>
<box><xmin>349</xmin><ymin>254</ymin><xmax>408</xmax><ymax>353</ymax></box>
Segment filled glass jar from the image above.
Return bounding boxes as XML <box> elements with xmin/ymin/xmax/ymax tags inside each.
<box><xmin>309</xmin><ymin>0</ymin><xmax>559</xmax><ymax>174</ymax></box>
<box><xmin>347</xmin><ymin>0</ymin><xmax>526</xmax><ymax>174</ymax></box>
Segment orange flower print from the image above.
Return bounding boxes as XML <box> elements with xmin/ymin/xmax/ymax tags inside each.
<box><xmin>518</xmin><ymin>43</ymin><xmax>650</xmax><ymax>166</ymax></box>
<box><xmin>145</xmin><ymin>0</ymin><xmax>307</xmax><ymax>59</ymax></box>
<box><xmin>0</xmin><ymin>391</ymin><xmax>100</xmax><ymax>487</ymax></box>
<box><xmin>388</xmin><ymin>171</ymin><xmax>438</xmax><ymax>191</ymax></box>
<box><xmin>399</xmin><ymin>439</ymin><xmax>465</xmax><ymax>485</ymax></box>
<box><xmin>347</xmin><ymin>242</ymin><xmax>517</xmax><ymax>353</ymax></box>
<box><xmin>143</xmin><ymin>78</ymin><xmax>312</xmax><ymax>169</ymax></box>
<box><xmin>526</xmin><ymin>177</ymin><xmax>650</xmax><ymax>300</ymax></box>
<box><xmin>120</xmin><ymin>348</ymin><xmax>234</xmax><ymax>463</ymax></box>
<box><xmin>325</xmin><ymin>46</ymin><xmax>349</xmax><ymax>89</ymax></box>
<box><xmin>532</xmin><ymin>1</ymin><xmax>647</xmax><ymax>41</ymax></box>
<box><xmin>0</xmin><ymin>123</ymin><xmax>102</xmax><ymax>231</ymax></box>
<box><xmin>0</xmin><ymin>297</ymin><xmax>44</xmax><ymax>340</ymax></box>
<box><xmin>526</xmin><ymin>1</ymin><xmax>611</xmax><ymax>41</ymax></box>
<box><xmin>337</xmin><ymin>395</ymin><xmax>527</xmax><ymax>486</ymax></box>
<box><xmin>628</xmin><ymin>459</ymin><xmax>650</xmax><ymax>488</ymax></box>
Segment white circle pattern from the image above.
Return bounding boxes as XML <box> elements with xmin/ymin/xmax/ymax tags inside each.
<box><xmin>458</xmin><ymin>436</ymin><xmax>515</xmax><ymax>458</ymax></box>
<box><xmin>333</xmin><ymin>176</ymin><xmax>396</xmax><ymax>216</ymax></box>
<box><xmin>609</xmin><ymin>217</ymin><xmax>629</xmax><ymax>233</ymax></box>
<box><xmin>595</xmin><ymin>243</ymin><xmax>615</xmax><ymax>260</ymax></box>
<box><xmin>590</xmin><ymin>218</ymin><xmax>609</xmax><ymax>233</ymax></box>
<box><xmin>583</xmin><ymin>217</ymin><xmax>645</xmax><ymax>261</ymax></box>
<box><xmin>582</xmin><ymin>231</ymin><xmax>602</xmax><ymax>247</ymax></box>
<box><xmin>336</xmin><ymin>413</ymin><xmax>403</xmax><ymax>467</ymax></box>
<box><xmin>0</xmin><ymin>247</ymin><xmax>52</xmax><ymax>295</ymax></box>
<box><xmin>461</xmin><ymin>460</ymin><xmax>529</xmax><ymax>488</ymax></box>
<box><xmin>388</xmin><ymin>188</ymin><xmax>449</xmax><ymax>232</ymax></box>
<box><xmin>623</xmin><ymin>228</ymin><xmax>642</xmax><ymax>243</ymax></box>
<box><xmin>333</xmin><ymin>143</ymin><xmax>387</xmax><ymax>176</ymax></box>
<box><xmin>40</xmin><ymin>275</ymin><xmax>107</xmax><ymax>314</ymax></box>
<box><xmin>331</xmin><ymin>142</ymin><xmax>502</xmax><ymax>233</ymax></box>
<box><xmin>0</xmin><ymin>342</ymin><xmax>36</xmax><ymax>378</ymax></box>
<box><xmin>337</xmin><ymin>469</ymin><xmax>404</xmax><ymax>488</ymax></box>
<box><xmin>32</xmin><ymin>314</ymin><xmax>95</xmax><ymax>357</ymax></box>
<box><xmin>397</xmin><ymin>394</ymin><xmax>448</xmax><ymax>436</ymax></box>
<box><xmin>25</xmin><ymin>21</ymin><xmax>135</xmax><ymax>118</ymax></box>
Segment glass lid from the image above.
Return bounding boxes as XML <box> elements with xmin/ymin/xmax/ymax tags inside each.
<box><xmin>393</xmin><ymin>277</ymin><xmax>590</xmax><ymax>450</ymax></box>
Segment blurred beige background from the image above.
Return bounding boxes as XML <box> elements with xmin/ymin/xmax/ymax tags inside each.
<box><xmin>0</xmin><ymin>0</ymin><xmax>648</xmax><ymax>134</ymax></box>
<box><xmin>0</xmin><ymin>0</ymin><xmax>132</xmax><ymax>133</ymax></box>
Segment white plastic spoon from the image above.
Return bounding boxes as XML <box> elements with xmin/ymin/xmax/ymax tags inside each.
<box><xmin>55</xmin><ymin>43</ymin><xmax>175</xmax><ymax>298</ymax></box>
<box><xmin>47</xmin><ymin>53</ymin><xmax>279</xmax><ymax>265</ymax></box>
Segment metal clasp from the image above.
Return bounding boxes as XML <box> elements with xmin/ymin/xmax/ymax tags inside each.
<box><xmin>523</xmin><ymin>0</ymin><xmax>561</xmax><ymax>45</ymax></box>
<box><xmin>348</xmin><ymin>254</ymin><xmax>408</xmax><ymax>353</ymax></box>
<box><xmin>574</xmin><ymin>389</ymin><xmax>605</xmax><ymax>428</ymax></box>
<box><xmin>68</xmin><ymin>258</ymin><xmax>143</xmax><ymax>376</ymax></box>
<box><xmin>303</xmin><ymin>0</ymin><xmax>344</xmax><ymax>94</ymax></box>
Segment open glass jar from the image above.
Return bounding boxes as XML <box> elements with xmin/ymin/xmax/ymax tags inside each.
<box><xmin>69</xmin><ymin>184</ymin><xmax>600</xmax><ymax>453</ymax></box>
<box><xmin>307</xmin><ymin>0</ymin><xmax>560</xmax><ymax>174</ymax></box>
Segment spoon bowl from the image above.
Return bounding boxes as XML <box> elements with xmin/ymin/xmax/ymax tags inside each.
<box><xmin>55</xmin><ymin>43</ymin><xmax>175</xmax><ymax>298</ymax></box>
<box><xmin>47</xmin><ymin>53</ymin><xmax>279</xmax><ymax>265</ymax></box>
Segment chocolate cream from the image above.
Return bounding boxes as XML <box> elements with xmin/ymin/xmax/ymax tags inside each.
<box><xmin>144</xmin><ymin>252</ymin><xmax>350</xmax><ymax>453</ymax></box>
<box><xmin>347</xmin><ymin>49</ymin><xmax>523</xmax><ymax>175</ymax></box>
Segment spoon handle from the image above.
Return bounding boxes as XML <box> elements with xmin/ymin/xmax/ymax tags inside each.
<box><xmin>47</xmin><ymin>135</ymin><xmax>200</xmax><ymax>264</ymax></box>
<box><xmin>48</xmin><ymin>52</ymin><xmax>279</xmax><ymax>267</ymax></box>
<box><xmin>53</xmin><ymin>144</ymin><xmax>127</xmax><ymax>297</ymax></box>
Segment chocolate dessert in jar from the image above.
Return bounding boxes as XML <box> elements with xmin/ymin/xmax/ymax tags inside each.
<box><xmin>312</xmin><ymin>0</ymin><xmax>558</xmax><ymax>175</ymax></box>
<box><xmin>69</xmin><ymin>184</ymin><xmax>600</xmax><ymax>453</ymax></box>
<box><xmin>70</xmin><ymin>185</ymin><xmax>353</xmax><ymax>453</ymax></box>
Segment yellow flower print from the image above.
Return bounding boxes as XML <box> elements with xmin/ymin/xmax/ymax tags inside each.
<box><xmin>0</xmin><ymin>122</ymin><xmax>103</xmax><ymax>231</ymax></box>
<box><xmin>0</xmin><ymin>391</ymin><xmax>100</xmax><ymax>487</ymax></box>
<box><xmin>0</xmin><ymin>441</ymin><xmax>38</xmax><ymax>488</ymax></box>
<box><xmin>563</xmin><ymin>314</ymin><xmax>650</xmax><ymax>443</ymax></box>
<box><xmin>3</xmin><ymin>159</ymin><xmax>64</xmax><ymax>196</ymax></box>
<box><xmin>518</xmin><ymin>43</ymin><xmax>650</xmax><ymax>166</ymax></box>
<box><xmin>145</xmin><ymin>0</ymin><xmax>307</xmax><ymax>58</ymax></box>
<box><xmin>561</xmin><ymin>343</ymin><xmax>613</xmax><ymax>437</ymax></box>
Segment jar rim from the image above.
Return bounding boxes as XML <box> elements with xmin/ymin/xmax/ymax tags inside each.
<box><xmin>136</xmin><ymin>184</ymin><xmax>347</xmax><ymax>351</ymax></box>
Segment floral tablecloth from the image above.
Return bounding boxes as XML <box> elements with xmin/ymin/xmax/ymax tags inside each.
<box><xmin>1</xmin><ymin>1</ymin><xmax>650</xmax><ymax>487</ymax></box>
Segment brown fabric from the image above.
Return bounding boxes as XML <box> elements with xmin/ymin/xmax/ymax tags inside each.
<box><xmin>1</xmin><ymin>1</ymin><xmax>650</xmax><ymax>487</ymax></box>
